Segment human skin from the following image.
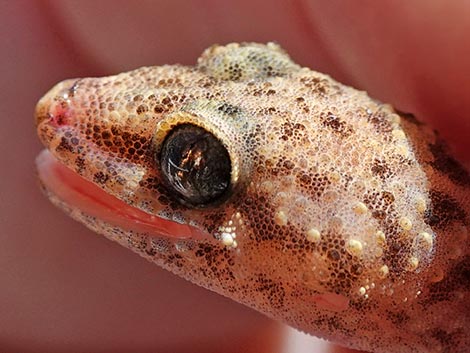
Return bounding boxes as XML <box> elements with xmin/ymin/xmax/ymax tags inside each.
<box><xmin>1</xmin><ymin>1</ymin><xmax>469</xmax><ymax>352</ymax></box>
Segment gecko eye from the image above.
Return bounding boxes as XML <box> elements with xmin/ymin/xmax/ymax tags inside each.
<box><xmin>159</xmin><ymin>124</ymin><xmax>232</xmax><ymax>207</ymax></box>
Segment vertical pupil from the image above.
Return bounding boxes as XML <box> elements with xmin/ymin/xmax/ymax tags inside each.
<box><xmin>159</xmin><ymin>124</ymin><xmax>231</xmax><ymax>206</ymax></box>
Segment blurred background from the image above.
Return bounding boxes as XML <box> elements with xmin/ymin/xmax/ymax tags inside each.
<box><xmin>1</xmin><ymin>1</ymin><xmax>469</xmax><ymax>352</ymax></box>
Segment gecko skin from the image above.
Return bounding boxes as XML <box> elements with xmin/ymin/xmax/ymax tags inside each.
<box><xmin>36</xmin><ymin>43</ymin><xmax>469</xmax><ymax>353</ymax></box>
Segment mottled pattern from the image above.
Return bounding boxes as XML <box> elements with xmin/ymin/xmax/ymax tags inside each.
<box><xmin>36</xmin><ymin>43</ymin><xmax>470</xmax><ymax>353</ymax></box>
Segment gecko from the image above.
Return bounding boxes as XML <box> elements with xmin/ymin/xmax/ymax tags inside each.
<box><xmin>35</xmin><ymin>42</ymin><xmax>470</xmax><ymax>353</ymax></box>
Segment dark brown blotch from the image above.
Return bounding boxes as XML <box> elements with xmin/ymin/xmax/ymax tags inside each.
<box><xmin>321</xmin><ymin>112</ymin><xmax>353</xmax><ymax>138</ymax></box>
<box><xmin>429</xmin><ymin>139</ymin><xmax>470</xmax><ymax>187</ymax></box>
<box><xmin>93</xmin><ymin>171</ymin><xmax>109</xmax><ymax>184</ymax></box>
<box><xmin>371</xmin><ymin>159</ymin><xmax>394</xmax><ymax>179</ymax></box>
<box><xmin>312</xmin><ymin>316</ymin><xmax>354</xmax><ymax>338</ymax></box>
<box><xmin>364</xmin><ymin>191</ymin><xmax>415</xmax><ymax>276</ymax></box>
<box><xmin>56</xmin><ymin>136</ymin><xmax>74</xmax><ymax>153</ymax></box>
<box><xmin>367</xmin><ymin>109</ymin><xmax>393</xmax><ymax>138</ymax></box>
<box><xmin>386</xmin><ymin>310</ymin><xmax>410</xmax><ymax>326</ymax></box>
<box><xmin>75</xmin><ymin>156</ymin><xmax>85</xmax><ymax>173</ymax></box>
<box><xmin>425</xmin><ymin>191</ymin><xmax>467</xmax><ymax>229</ymax></box>
<box><xmin>396</xmin><ymin>111</ymin><xmax>423</xmax><ymax>126</ymax></box>
<box><xmin>280</xmin><ymin>121</ymin><xmax>306</xmax><ymax>142</ymax></box>
<box><xmin>194</xmin><ymin>243</ymin><xmax>235</xmax><ymax>280</ymax></box>
<box><xmin>425</xmin><ymin>255</ymin><xmax>470</xmax><ymax>305</ymax></box>
<box><xmin>254</xmin><ymin>274</ymin><xmax>286</xmax><ymax>309</ymax></box>
<box><xmin>428</xmin><ymin>328</ymin><xmax>463</xmax><ymax>353</ymax></box>
<box><xmin>299</xmin><ymin>76</ymin><xmax>334</xmax><ymax>96</ymax></box>
<box><xmin>217</xmin><ymin>102</ymin><xmax>241</xmax><ymax>116</ymax></box>
<box><xmin>95</xmin><ymin>125</ymin><xmax>152</xmax><ymax>161</ymax></box>
<box><xmin>295</xmin><ymin>171</ymin><xmax>330</xmax><ymax>200</ymax></box>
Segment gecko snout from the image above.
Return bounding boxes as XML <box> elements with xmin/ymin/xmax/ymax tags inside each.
<box><xmin>35</xmin><ymin>78</ymin><xmax>81</xmax><ymax>129</ymax></box>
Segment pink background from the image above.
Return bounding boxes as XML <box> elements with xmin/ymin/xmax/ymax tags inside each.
<box><xmin>1</xmin><ymin>1</ymin><xmax>469</xmax><ymax>352</ymax></box>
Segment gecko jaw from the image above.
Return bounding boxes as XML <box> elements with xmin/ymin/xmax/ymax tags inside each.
<box><xmin>36</xmin><ymin>149</ymin><xmax>209</xmax><ymax>240</ymax></box>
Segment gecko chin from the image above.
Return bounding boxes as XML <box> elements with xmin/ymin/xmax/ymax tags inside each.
<box><xmin>36</xmin><ymin>149</ymin><xmax>210</xmax><ymax>241</ymax></box>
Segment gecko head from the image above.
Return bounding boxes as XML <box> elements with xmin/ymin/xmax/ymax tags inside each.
<box><xmin>35</xmin><ymin>43</ymin><xmax>444</xmax><ymax>349</ymax></box>
<box><xmin>34</xmin><ymin>42</ymin><xmax>301</xmax><ymax>244</ymax></box>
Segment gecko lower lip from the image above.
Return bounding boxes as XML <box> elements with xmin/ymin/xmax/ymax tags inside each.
<box><xmin>36</xmin><ymin>150</ymin><xmax>208</xmax><ymax>240</ymax></box>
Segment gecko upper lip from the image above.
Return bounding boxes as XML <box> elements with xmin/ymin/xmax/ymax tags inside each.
<box><xmin>36</xmin><ymin>150</ymin><xmax>210</xmax><ymax>240</ymax></box>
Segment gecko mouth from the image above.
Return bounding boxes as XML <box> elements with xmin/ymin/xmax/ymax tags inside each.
<box><xmin>36</xmin><ymin>150</ymin><xmax>208</xmax><ymax>240</ymax></box>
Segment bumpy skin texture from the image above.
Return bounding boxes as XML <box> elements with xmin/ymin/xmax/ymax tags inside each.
<box><xmin>36</xmin><ymin>43</ymin><xmax>470</xmax><ymax>353</ymax></box>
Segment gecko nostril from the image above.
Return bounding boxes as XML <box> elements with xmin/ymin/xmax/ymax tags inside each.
<box><xmin>35</xmin><ymin>96</ymin><xmax>70</xmax><ymax>128</ymax></box>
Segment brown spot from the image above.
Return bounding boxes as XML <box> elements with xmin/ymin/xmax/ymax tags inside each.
<box><xmin>269</xmin><ymin>157</ymin><xmax>298</xmax><ymax>177</ymax></box>
<box><xmin>217</xmin><ymin>102</ymin><xmax>241</xmax><ymax>116</ymax></box>
<box><xmin>367</xmin><ymin>109</ymin><xmax>393</xmax><ymax>137</ymax></box>
<box><xmin>295</xmin><ymin>171</ymin><xmax>330</xmax><ymax>199</ymax></box>
<box><xmin>93</xmin><ymin>171</ymin><xmax>109</xmax><ymax>184</ymax></box>
<box><xmin>280</xmin><ymin>121</ymin><xmax>307</xmax><ymax>142</ymax></box>
<box><xmin>312</xmin><ymin>316</ymin><xmax>354</xmax><ymax>338</ymax></box>
<box><xmin>196</xmin><ymin>77</ymin><xmax>214</xmax><ymax>88</ymax></box>
<box><xmin>154</xmin><ymin>104</ymin><xmax>165</xmax><ymax>113</ymax></box>
<box><xmin>145</xmin><ymin>247</ymin><xmax>157</xmax><ymax>257</ymax></box>
<box><xmin>425</xmin><ymin>191</ymin><xmax>467</xmax><ymax>229</ymax></box>
<box><xmin>425</xmin><ymin>256</ymin><xmax>470</xmax><ymax>304</ymax></box>
<box><xmin>429</xmin><ymin>139</ymin><xmax>470</xmax><ymax>187</ymax></box>
<box><xmin>299</xmin><ymin>76</ymin><xmax>332</xmax><ymax>95</ymax></box>
<box><xmin>321</xmin><ymin>112</ymin><xmax>353</xmax><ymax>138</ymax></box>
<box><xmin>203</xmin><ymin>210</ymin><xmax>228</xmax><ymax>234</ymax></box>
<box><xmin>93</xmin><ymin>125</ymin><xmax>151</xmax><ymax>161</ymax></box>
<box><xmin>364</xmin><ymin>191</ymin><xmax>414</xmax><ymax>276</ymax></box>
<box><xmin>136</xmin><ymin>104</ymin><xmax>148</xmax><ymax>114</ymax></box>
<box><xmin>371</xmin><ymin>159</ymin><xmax>393</xmax><ymax>179</ymax></box>
<box><xmin>364</xmin><ymin>191</ymin><xmax>395</xmax><ymax>217</ymax></box>
<box><xmin>396</xmin><ymin>110</ymin><xmax>423</xmax><ymax>126</ymax></box>
<box><xmin>167</xmin><ymin>253</ymin><xmax>185</xmax><ymax>268</ymax></box>
<box><xmin>56</xmin><ymin>136</ymin><xmax>74</xmax><ymax>153</ymax></box>
<box><xmin>75</xmin><ymin>156</ymin><xmax>85</xmax><ymax>173</ymax></box>
<box><xmin>386</xmin><ymin>310</ymin><xmax>410</xmax><ymax>326</ymax></box>
<box><xmin>255</xmin><ymin>274</ymin><xmax>286</xmax><ymax>309</ymax></box>
<box><xmin>161</xmin><ymin>96</ymin><xmax>172</xmax><ymax>105</ymax></box>
<box><xmin>194</xmin><ymin>244</ymin><xmax>235</xmax><ymax>280</ymax></box>
<box><xmin>429</xmin><ymin>328</ymin><xmax>463</xmax><ymax>353</ymax></box>
<box><xmin>240</xmin><ymin>194</ymin><xmax>282</xmax><ymax>242</ymax></box>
